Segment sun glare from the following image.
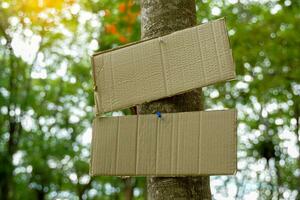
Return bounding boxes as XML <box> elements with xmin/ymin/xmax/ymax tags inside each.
<box><xmin>22</xmin><ymin>0</ymin><xmax>74</xmax><ymax>12</ymax></box>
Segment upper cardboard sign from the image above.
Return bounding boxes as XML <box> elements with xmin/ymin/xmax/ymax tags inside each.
<box><xmin>90</xmin><ymin>109</ymin><xmax>237</xmax><ymax>176</ymax></box>
<box><xmin>92</xmin><ymin>18</ymin><xmax>235</xmax><ymax>113</ymax></box>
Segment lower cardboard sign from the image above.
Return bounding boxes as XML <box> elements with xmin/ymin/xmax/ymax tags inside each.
<box><xmin>90</xmin><ymin>109</ymin><xmax>237</xmax><ymax>176</ymax></box>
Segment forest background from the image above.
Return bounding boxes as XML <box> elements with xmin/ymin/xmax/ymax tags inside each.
<box><xmin>0</xmin><ymin>0</ymin><xmax>300</xmax><ymax>199</ymax></box>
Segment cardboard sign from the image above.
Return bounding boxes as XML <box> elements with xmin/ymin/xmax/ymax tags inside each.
<box><xmin>92</xmin><ymin>18</ymin><xmax>235</xmax><ymax>113</ymax></box>
<box><xmin>90</xmin><ymin>110</ymin><xmax>237</xmax><ymax>176</ymax></box>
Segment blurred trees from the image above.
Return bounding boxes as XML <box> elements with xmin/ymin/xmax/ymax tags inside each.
<box><xmin>198</xmin><ymin>1</ymin><xmax>300</xmax><ymax>199</ymax></box>
<box><xmin>0</xmin><ymin>0</ymin><xmax>143</xmax><ymax>199</ymax></box>
<box><xmin>0</xmin><ymin>0</ymin><xmax>299</xmax><ymax>199</ymax></box>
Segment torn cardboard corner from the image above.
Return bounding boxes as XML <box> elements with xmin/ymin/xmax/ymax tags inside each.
<box><xmin>92</xmin><ymin>18</ymin><xmax>236</xmax><ymax>113</ymax></box>
<box><xmin>90</xmin><ymin>109</ymin><xmax>237</xmax><ymax>176</ymax></box>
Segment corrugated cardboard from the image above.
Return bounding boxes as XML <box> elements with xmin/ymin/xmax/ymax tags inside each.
<box><xmin>90</xmin><ymin>109</ymin><xmax>237</xmax><ymax>176</ymax></box>
<box><xmin>92</xmin><ymin>18</ymin><xmax>235</xmax><ymax>113</ymax></box>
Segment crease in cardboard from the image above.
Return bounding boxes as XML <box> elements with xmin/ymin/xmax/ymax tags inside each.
<box><xmin>211</xmin><ymin>21</ymin><xmax>222</xmax><ymax>81</ymax></box>
<box><xmin>195</xmin><ymin>26</ymin><xmax>206</xmax><ymax>85</ymax></box>
<box><xmin>90</xmin><ymin>109</ymin><xmax>237</xmax><ymax>176</ymax></box>
<box><xmin>175</xmin><ymin>114</ymin><xmax>180</xmax><ymax>174</ymax></box>
<box><xmin>158</xmin><ymin>38</ymin><xmax>169</xmax><ymax>96</ymax></box>
<box><xmin>197</xmin><ymin>112</ymin><xmax>201</xmax><ymax>174</ymax></box>
<box><xmin>233</xmin><ymin>110</ymin><xmax>238</xmax><ymax>174</ymax></box>
<box><xmin>134</xmin><ymin>115</ymin><xmax>139</xmax><ymax>174</ymax></box>
<box><xmin>155</xmin><ymin>117</ymin><xmax>159</xmax><ymax>174</ymax></box>
<box><xmin>109</xmin><ymin>53</ymin><xmax>114</xmax><ymax>112</ymax></box>
<box><xmin>92</xmin><ymin>18</ymin><xmax>236</xmax><ymax>113</ymax></box>
<box><xmin>114</xmin><ymin>117</ymin><xmax>120</xmax><ymax>174</ymax></box>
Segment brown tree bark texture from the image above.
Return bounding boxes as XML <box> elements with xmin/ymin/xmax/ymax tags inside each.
<box><xmin>139</xmin><ymin>0</ymin><xmax>211</xmax><ymax>199</ymax></box>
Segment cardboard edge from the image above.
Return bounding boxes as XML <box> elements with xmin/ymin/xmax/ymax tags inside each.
<box><xmin>222</xmin><ymin>17</ymin><xmax>237</xmax><ymax>79</ymax></box>
<box><xmin>91</xmin><ymin>172</ymin><xmax>236</xmax><ymax>177</ymax></box>
<box><xmin>91</xmin><ymin>56</ymin><xmax>100</xmax><ymax>116</ymax></box>
<box><xmin>91</xmin><ymin>55</ymin><xmax>96</xmax><ymax>88</ymax></box>
<box><xmin>89</xmin><ymin>119</ymin><xmax>96</xmax><ymax>176</ymax></box>
<box><xmin>233</xmin><ymin>109</ymin><xmax>238</xmax><ymax>175</ymax></box>
<box><xmin>92</xmin><ymin>37</ymin><xmax>155</xmax><ymax>57</ymax></box>
<box><xmin>93</xmin><ymin>109</ymin><xmax>235</xmax><ymax>119</ymax></box>
<box><xmin>91</xmin><ymin>170</ymin><xmax>237</xmax><ymax>177</ymax></box>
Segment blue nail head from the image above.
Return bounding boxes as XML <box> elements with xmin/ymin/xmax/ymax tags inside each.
<box><xmin>156</xmin><ymin>111</ymin><xmax>162</xmax><ymax>118</ymax></box>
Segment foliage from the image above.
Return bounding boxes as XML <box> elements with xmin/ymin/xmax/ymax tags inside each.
<box><xmin>197</xmin><ymin>0</ymin><xmax>300</xmax><ymax>199</ymax></box>
<box><xmin>0</xmin><ymin>0</ymin><xmax>299</xmax><ymax>199</ymax></box>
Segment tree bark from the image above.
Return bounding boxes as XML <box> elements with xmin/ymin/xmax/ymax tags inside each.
<box><xmin>123</xmin><ymin>178</ymin><xmax>134</xmax><ymax>200</ymax></box>
<box><xmin>139</xmin><ymin>0</ymin><xmax>211</xmax><ymax>199</ymax></box>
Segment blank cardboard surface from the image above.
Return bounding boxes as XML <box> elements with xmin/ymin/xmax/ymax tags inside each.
<box><xmin>92</xmin><ymin>18</ymin><xmax>235</xmax><ymax>113</ymax></box>
<box><xmin>90</xmin><ymin>109</ymin><xmax>237</xmax><ymax>176</ymax></box>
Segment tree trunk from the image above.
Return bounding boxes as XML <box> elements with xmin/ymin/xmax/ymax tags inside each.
<box><xmin>139</xmin><ymin>0</ymin><xmax>211</xmax><ymax>199</ymax></box>
<box><xmin>123</xmin><ymin>178</ymin><xmax>134</xmax><ymax>200</ymax></box>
